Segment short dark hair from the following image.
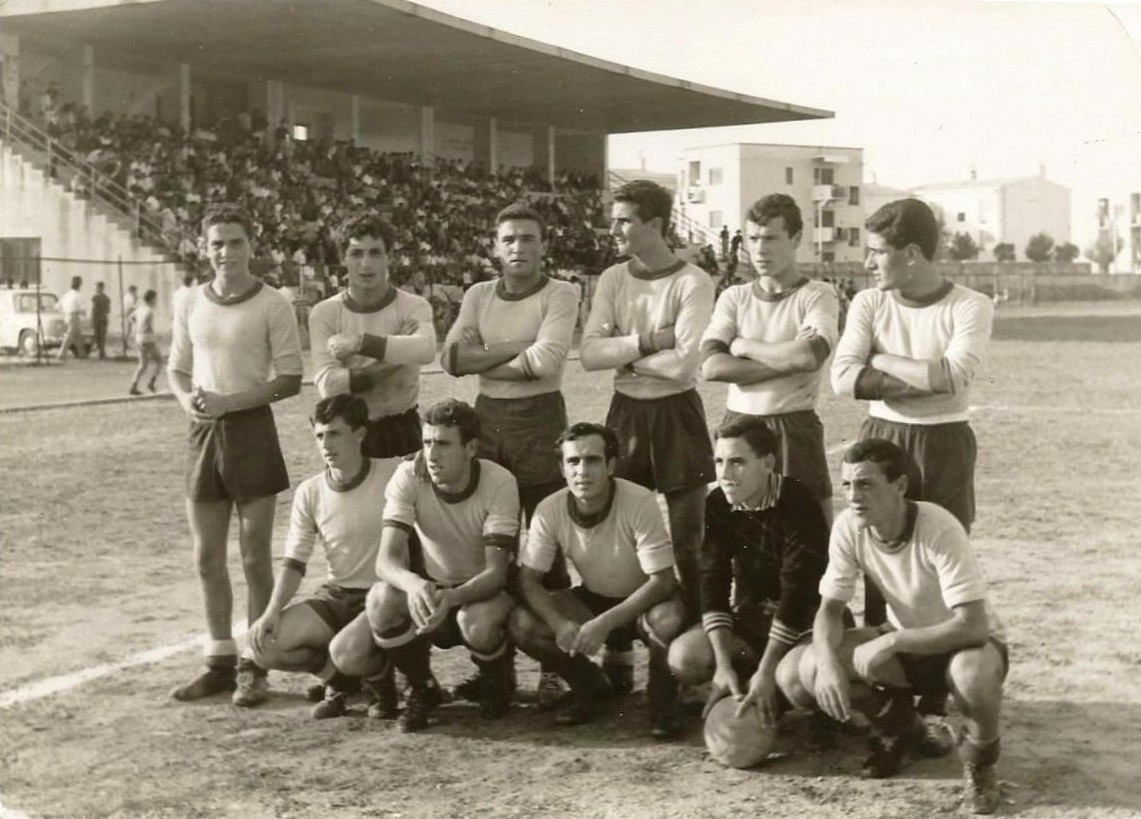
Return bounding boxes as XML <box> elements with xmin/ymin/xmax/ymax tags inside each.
<box><xmin>336</xmin><ymin>214</ymin><xmax>395</xmax><ymax>255</ymax></box>
<box><xmin>842</xmin><ymin>438</ymin><xmax>910</xmax><ymax>482</ymax></box>
<box><xmin>142</xmin><ymin>289</ymin><xmax>157</xmax><ymax>305</ymax></box>
<box><xmin>612</xmin><ymin>179</ymin><xmax>673</xmax><ymax>237</ymax></box>
<box><xmin>312</xmin><ymin>394</ymin><xmax>369</xmax><ymax>430</ymax></box>
<box><xmin>70</xmin><ymin>276</ymin><xmax>82</xmax><ymax>289</ymax></box>
<box><xmin>182</xmin><ymin>274</ymin><xmax>196</xmax><ymax>287</ymax></box>
<box><xmin>865</xmin><ymin>198</ymin><xmax>940</xmax><ymax>261</ymax></box>
<box><xmin>555</xmin><ymin>422</ymin><xmax>620</xmax><ymax>461</ymax></box>
<box><xmin>714</xmin><ymin>416</ymin><xmax>778</xmax><ymax>459</ymax></box>
<box><xmin>495</xmin><ymin>203</ymin><xmax>546</xmax><ymax>239</ymax></box>
<box><xmin>422</xmin><ymin>399</ymin><xmax>480</xmax><ymax>445</ymax></box>
<box><xmin>202</xmin><ymin>203</ymin><xmax>254</xmax><ymax>241</ymax></box>
<box><xmin>746</xmin><ymin>193</ymin><xmax>803</xmax><ymax>238</ymax></box>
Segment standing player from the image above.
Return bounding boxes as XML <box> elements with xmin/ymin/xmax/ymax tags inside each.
<box><xmin>832</xmin><ymin>197</ymin><xmax>992</xmax><ymax>534</ymax></box>
<box><xmin>310</xmin><ymin>214</ymin><xmax>436</xmax><ymax>459</ymax></box>
<box><xmin>580</xmin><ymin>179</ymin><xmax>716</xmax><ymax>607</ymax></box>
<box><xmin>128</xmin><ymin>289</ymin><xmax>163</xmax><ymax>395</ymax></box>
<box><xmin>667</xmin><ymin>417</ymin><xmax>830</xmax><ymax>735</ymax></box>
<box><xmin>367</xmin><ymin>400</ymin><xmax>519</xmax><ymax>732</ymax></box>
<box><xmin>441</xmin><ymin>202</ymin><xmax>579</xmax><ymax>706</ymax></box>
<box><xmin>167</xmin><ymin>204</ymin><xmax>303</xmax><ymax>706</ymax></box>
<box><xmin>831</xmin><ymin>197</ymin><xmax>994</xmax><ymax>749</ymax></box>
<box><xmin>510</xmin><ymin>423</ymin><xmax>686</xmax><ymax>737</ymax></box>
<box><xmin>243</xmin><ymin>395</ymin><xmax>400</xmax><ymax>719</ymax></box>
<box><xmin>701</xmin><ymin>194</ymin><xmax>840</xmax><ymax>525</ymax></box>
<box><xmin>776</xmin><ymin>440</ymin><xmax>1007</xmax><ymax>814</ymax></box>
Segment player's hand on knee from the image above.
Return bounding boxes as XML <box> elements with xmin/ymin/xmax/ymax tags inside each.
<box><xmin>416</xmin><ymin>588</ymin><xmax>453</xmax><ymax>635</ymax></box>
<box><xmin>814</xmin><ymin>664</ymin><xmax>851</xmax><ymax>723</ymax></box>
<box><xmin>408</xmin><ymin>580</ymin><xmax>439</xmax><ymax>631</ymax></box>
<box><xmin>555</xmin><ymin>620</ymin><xmax>580</xmax><ymax>654</ymax></box>
<box><xmin>569</xmin><ymin>617</ymin><xmax>607</xmax><ymax>657</ymax></box>
<box><xmin>852</xmin><ymin>634</ymin><xmax>896</xmax><ymax>683</ymax></box>
<box><xmin>248</xmin><ymin>611</ymin><xmax>280</xmax><ymax>657</ymax></box>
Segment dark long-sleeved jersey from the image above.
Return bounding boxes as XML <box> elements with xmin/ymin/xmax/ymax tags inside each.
<box><xmin>699</xmin><ymin>474</ymin><xmax>830</xmax><ymax>646</ymax></box>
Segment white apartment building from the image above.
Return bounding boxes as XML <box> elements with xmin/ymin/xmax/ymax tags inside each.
<box><xmin>913</xmin><ymin>170</ymin><xmax>1070</xmax><ymax>258</ymax></box>
<box><xmin>675</xmin><ymin>143</ymin><xmax>865</xmax><ymax>263</ymax></box>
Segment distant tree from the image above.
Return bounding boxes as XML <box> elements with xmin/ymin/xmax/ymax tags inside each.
<box><xmin>1024</xmin><ymin>232</ymin><xmax>1055</xmax><ymax>263</ymax></box>
<box><xmin>1085</xmin><ymin>233</ymin><xmax>1123</xmax><ymax>274</ymax></box>
<box><xmin>992</xmin><ymin>242</ymin><xmax>1016</xmax><ymax>262</ymax></box>
<box><xmin>948</xmin><ymin>232</ymin><xmax>980</xmax><ymax>261</ymax></box>
<box><xmin>1053</xmin><ymin>241</ymin><xmax>1080</xmax><ymax>264</ymax></box>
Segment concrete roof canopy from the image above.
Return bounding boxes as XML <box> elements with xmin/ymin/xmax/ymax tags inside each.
<box><xmin>2</xmin><ymin>0</ymin><xmax>832</xmax><ymax>135</ymax></box>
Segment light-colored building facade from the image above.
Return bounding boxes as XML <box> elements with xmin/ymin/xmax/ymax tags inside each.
<box><xmin>913</xmin><ymin>171</ymin><xmax>1071</xmax><ymax>259</ymax></box>
<box><xmin>675</xmin><ymin>143</ymin><xmax>866</xmax><ymax>263</ymax></box>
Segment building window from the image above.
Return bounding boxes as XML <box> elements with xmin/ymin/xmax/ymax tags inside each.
<box><xmin>689</xmin><ymin>161</ymin><xmax>701</xmax><ymax>183</ymax></box>
<box><xmin>709</xmin><ymin>168</ymin><xmax>723</xmax><ymax>186</ymax></box>
<box><xmin>292</xmin><ymin>124</ymin><xmax>310</xmax><ymax>142</ymax></box>
<box><xmin>813</xmin><ymin>167</ymin><xmax>834</xmax><ymax>185</ymax></box>
<box><xmin>849</xmin><ymin>227</ymin><xmax>860</xmax><ymax>247</ymax></box>
<box><xmin>814</xmin><ymin>209</ymin><xmax>835</xmax><ymax>228</ymax></box>
<box><xmin>709</xmin><ymin>211</ymin><xmax>723</xmax><ymax>228</ymax></box>
<box><xmin>849</xmin><ymin>186</ymin><xmax>860</xmax><ymax>205</ymax></box>
<box><xmin>822</xmin><ymin>251</ymin><xmax>835</xmax><ymax>263</ymax></box>
<box><xmin>786</xmin><ymin>167</ymin><xmax>793</xmax><ymax>185</ymax></box>
<box><xmin>957</xmin><ymin>212</ymin><xmax>966</xmax><ymax>223</ymax></box>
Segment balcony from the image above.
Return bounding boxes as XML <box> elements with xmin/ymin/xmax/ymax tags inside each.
<box><xmin>812</xmin><ymin>184</ymin><xmax>846</xmax><ymax>202</ymax></box>
<box><xmin>685</xmin><ymin>186</ymin><xmax>705</xmax><ymax>204</ymax></box>
<box><xmin>816</xmin><ymin>227</ymin><xmax>838</xmax><ymax>243</ymax></box>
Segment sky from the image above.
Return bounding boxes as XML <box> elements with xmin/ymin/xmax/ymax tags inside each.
<box><xmin>417</xmin><ymin>0</ymin><xmax>1141</xmax><ymax>192</ymax></box>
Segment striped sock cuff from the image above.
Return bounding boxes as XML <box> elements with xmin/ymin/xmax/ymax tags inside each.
<box><xmin>470</xmin><ymin>641</ymin><xmax>508</xmax><ymax>663</ymax></box>
<box><xmin>204</xmin><ymin>638</ymin><xmax>238</xmax><ymax>660</ymax></box>
<box><xmin>372</xmin><ymin>625</ymin><xmax>417</xmax><ymax>650</ymax></box>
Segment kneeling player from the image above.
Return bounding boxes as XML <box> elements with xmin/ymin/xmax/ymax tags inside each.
<box><xmin>509</xmin><ymin>423</ymin><xmax>686</xmax><ymax>738</ymax></box>
<box><xmin>367</xmin><ymin>400</ymin><xmax>519</xmax><ymax>732</ymax></box>
<box><xmin>776</xmin><ymin>439</ymin><xmax>1007</xmax><ymax>814</ymax></box>
<box><xmin>668</xmin><ymin>417</ymin><xmax>829</xmax><ymax>735</ymax></box>
<box><xmin>243</xmin><ymin>396</ymin><xmax>397</xmax><ymax>718</ymax></box>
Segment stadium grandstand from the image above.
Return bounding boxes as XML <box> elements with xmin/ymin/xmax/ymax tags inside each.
<box><xmin>0</xmin><ymin>0</ymin><xmax>831</xmax><ymax>336</ymax></box>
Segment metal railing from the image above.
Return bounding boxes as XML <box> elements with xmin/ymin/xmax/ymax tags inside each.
<box><xmin>0</xmin><ymin>99</ymin><xmax>187</xmax><ymax>258</ymax></box>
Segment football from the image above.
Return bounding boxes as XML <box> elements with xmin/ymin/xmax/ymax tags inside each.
<box><xmin>703</xmin><ymin>697</ymin><xmax>778</xmax><ymax>769</ymax></box>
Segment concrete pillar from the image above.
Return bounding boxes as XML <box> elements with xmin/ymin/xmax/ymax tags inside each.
<box><xmin>349</xmin><ymin>94</ymin><xmax>360</xmax><ymax>143</ymax></box>
<box><xmin>548</xmin><ymin>125</ymin><xmax>556</xmax><ymax>185</ymax></box>
<box><xmin>488</xmin><ymin>117</ymin><xmax>498</xmax><ymax>176</ymax></box>
<box><xmin>420</xmin><ymin>105</ymin><xmax>434</xmax><ymax>161</ymax></box>
<box><xmin>0</xmin><ymin>33</ymin><xmax>19</xmax><ymax>109</ymax></box>
<box><xmin>179</xmin><ymin>63</ymin><xmax>191</xmax><ymax>131</ymax></box>
<box><xmin>81</xmin><ymin>44</ymin><xmax>95</xmax><ymax>112</ymax></box>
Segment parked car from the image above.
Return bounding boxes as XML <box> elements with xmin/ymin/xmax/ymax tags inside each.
<box><xmin>0</xmin><ymin>288</ymin><xmax>94</xmax><ymax>357</ymax></box>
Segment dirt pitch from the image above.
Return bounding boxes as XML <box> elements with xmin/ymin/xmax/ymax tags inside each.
<box><xmin>2</xmin><ymin>303</ymin><xmax>1141</xmax><ymax>819</ymax></box>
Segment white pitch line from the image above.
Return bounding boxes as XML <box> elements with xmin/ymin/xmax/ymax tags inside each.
<box><xmin>0</xmin><ymin>623</ymin><xmax>246</xmax><ymax>710</ymax></box>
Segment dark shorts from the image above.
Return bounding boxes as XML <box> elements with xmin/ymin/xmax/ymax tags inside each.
<box><xmin>186</xmin><ymin>405</ymin><xmax>289</xmax><ymax>503</ymax></box>
<box><xmin>606</xmin><ymin>389</ymin><xmax>715</xmax><ymax>494</ymax></box>
<box><xmin>859</xmin><ymin>417</ymin><xmax>977</xmax><ymax>532</ymax></box>
<box><xmin>897</xmin><ymin>636</ymin><xmax>1010</xmax><ymax>698</ymax></box>
<box><xmin>475</xmin><ymin>392</ymin><xmax>567</xmax><ymax>489</ymax></box>
<box><xmin>364</xmin><ymin>406</ymin><xmax>421</xmax><ymax>458</ymax></box>
<box><xmin>304</xmin><ymin>584</ymin><xmax>370</xmax><ymax>632</ymax></box>
<box><xmin>721</xmin><ymin>408</ymin><xmax>832</xmax><ymax>501</ymax></box>
<box><xmin>571</xmin><ymin>586</ymin><xmax>639</xmax><ymax>651</ymax></box>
